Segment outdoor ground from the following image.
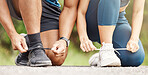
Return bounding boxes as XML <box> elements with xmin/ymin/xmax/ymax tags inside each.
<box><xmin>0</xmin><ymin>66</ymin><xmax>148</xmax><ymax>75</ymax></box>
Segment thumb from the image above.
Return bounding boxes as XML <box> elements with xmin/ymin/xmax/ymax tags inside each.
<box><xmin>17</xmin><ymin>43</ymin><xmax>27</xmax><ymax>53</ymax></box>
<box><xmin>21</xmin><ymin>38</ymin><xmax>28</xmax><ymax>50</ymax></box>
<box><xmin>51</xmin><ymin>44</ymin><xmax>59</xmax><ymax>51</ymax></box>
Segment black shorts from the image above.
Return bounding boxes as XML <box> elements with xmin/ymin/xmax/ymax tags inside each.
<box><xmin>6</xmin><ymin>0</ymin><xmax>61</xmax><ymax>32</ymax></box>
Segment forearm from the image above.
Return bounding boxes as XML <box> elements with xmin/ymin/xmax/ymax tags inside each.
<box><xmin>0</xmin><ymin>0</ymin><xmax>17</xmax><ymax>38</ymax></box>
<box><xmin>77</xmin><ymin>12</ymin><xmax>89</xmax><ymax>41</ymax></box>
<box><xmin>130</xmin><ymin>0</ymin><xmax>145</xmax><ymax>41</ymax></box>
<box><xmin>59</xmin><ymin>1</ymin><xmax>78</xmax><ymax>39</ymax></box>
<box><xmin>76</xmin><ymin>0</ymin><xmax>90</xmax><ymax>41</ymax></box>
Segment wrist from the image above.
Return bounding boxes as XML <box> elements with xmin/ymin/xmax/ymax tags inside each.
<box><xmin>8</xmin><ymin>30</ymin><xmax>18</xmax><ymax>39</ymax></box>
<box><xmin>130</xmin><ymin>34</ymin><xmax>139</xmax><ymax>41</ymax></box>
<box><xmin>59</xmin><ymin>39</ymin><xmax>67</xmax><ymax>45</ymax></box>
<box><xmin>59</xmin><ymin>37</ymin><xmax>70</xmax><ymax>47</ymax></box>
<box><xmin>129</xmin><ymin>37</ymin><xmax>139</xmax><ymax>42</ymax></box>
<box><xmin>80</xmin><ymin>36</ymin><xmax>89</xmax><ymax>42</ymax></box>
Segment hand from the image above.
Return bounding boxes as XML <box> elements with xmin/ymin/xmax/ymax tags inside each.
<box><xmin>10</xmin><ymin>33</ymin><xmax>28</xmax><ymax>53</ymax></box>
<box><xmin>80</xmin><ymin>38</ymin><xmax>96</xmax><ymax>52</ymax></box>
<box><xmin>51</xmin><ymin>40</ymin><xmax>67</xmax><ymax>56</ymax></box>
<box><xmin>126</xmin><ymin>39</ymin><xmax>139</xmax><ymax>53</ymax></box>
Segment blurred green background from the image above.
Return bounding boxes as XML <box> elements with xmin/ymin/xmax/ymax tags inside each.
<box><xmin>0</xmin><ymin>0</ymin><xmax>148</xmax><ymax>66</ymax></box>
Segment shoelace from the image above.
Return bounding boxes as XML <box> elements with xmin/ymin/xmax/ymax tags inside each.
<box><xmin>28</xmin><ymin>46</ymin><xmax>52</xmax><ymax>51</ymax></box>
<box><xmin>95</xmin><ymin>42</ymin><xmax>127</xmax><ymax>55</ymax></box>
<box><xmin>95</xmin><ymin>48</ymin><xmax>127</xmax><ymax>55</ymax></box>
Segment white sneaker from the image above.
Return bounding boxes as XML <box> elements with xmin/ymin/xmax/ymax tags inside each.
<box><xmin>99</xmin><ymin>42</ymin><xmax>121</xmax><ymax>67</ymax></box>
<box><xmin>89</xmin><ymin>53</ymin><xmax>99</xmax><ymax>66</ymax></box>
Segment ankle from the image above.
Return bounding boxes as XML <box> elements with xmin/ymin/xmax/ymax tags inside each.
<box><xmin>28</xmin><ymin>33</ymin><xmax>42</xmax><ymax>47</ymax></box>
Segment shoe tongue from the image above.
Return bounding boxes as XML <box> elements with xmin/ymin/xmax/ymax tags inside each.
<box><xmin>101</xmin><ymin>42</ymin><xmax>113</xmax><ymax>50</ymax></box>
<box><xmin>28</xmin><ymin>43</ymin><xmax>44</xmax><ymax>51</ymax></box>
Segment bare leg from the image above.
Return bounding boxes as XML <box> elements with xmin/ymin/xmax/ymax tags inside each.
<box><xmin>98</xmin><ymin>26</ymin><xmax>115</xmax><ymax>44</ymax></box>
<box><xmin>14</xmin><ymin>0</ymin><xmax>42</xmax><ymax>34</ymax></box>
<box><xmin>41</xmin><ymin>30</ymin><xmax>68</xmax><ymax>66</ymax></box>
<box><xmin>12</xmin><ymin>0</ymin><xmax>52</xmax><ymax>66</ymax></box>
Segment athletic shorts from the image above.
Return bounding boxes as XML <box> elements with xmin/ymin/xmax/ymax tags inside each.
<box><xmin>6</xmin><ymin>0</ymin><xmax>61</xmax><ymax>32</ymax></box>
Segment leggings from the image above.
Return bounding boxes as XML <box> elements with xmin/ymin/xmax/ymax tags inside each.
<box><xmin>86</xmin><ymin>0</ymin><xmax>145</xmax><ymax>67</ymax></box>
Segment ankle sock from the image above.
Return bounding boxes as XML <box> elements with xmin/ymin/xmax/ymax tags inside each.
<box><xmin>27</xmin><ymin>33</ymin><xmax>42</xmax><ymax>47</ymax></box>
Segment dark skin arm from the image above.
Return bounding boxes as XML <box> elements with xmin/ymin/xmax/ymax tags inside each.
<box><xmin>0</xmin><ymin>0</ymin><xmax>28</xmax><ymax>53</ymax></box>
<box><xmin>51</xmin><ymin>0</ymin><xmax>79</xmax><ymax>55</ymax></box>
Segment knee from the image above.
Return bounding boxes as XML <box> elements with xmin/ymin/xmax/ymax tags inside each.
<box><xmin>120</xmin><ymin>50</ymin><xmax>145</xmax><ymax>67</ymax></box>
<box><xmin>51</xmin><ymin>56</ymin><xmax>66</xmax><ymax>66</ymax></box>
<box><xmin>63</xmin><ymin>0</ymin><xmax>78</xmax><ymax>10</ymax></box>
<box><xmin>121</xmin><ymin>56</ymin><xmax>144</xmax><ymax>67</ymax></box>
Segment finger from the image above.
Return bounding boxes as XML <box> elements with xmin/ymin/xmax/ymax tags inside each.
<box><xmin>126</xmin><ymin>44</ymin><xmax>131</xmax><ymax>51</ymax></box>
<box><xmin>12</xmin><ymin>45</ymin><xmax>17</xmax><ymax>50</ymax></box>
<box><xmin>56</xmin><ymin>46</ymin><xmax>65</xmax><ymax>54</ymax></box>
<box><xmin>52</xmin><ymin>46</ymin><xmax>63</xmax><ymax>54</ymax></box>
<box><xmin>89</xmin><ymin>42</ymin><xmax>96</xmax><ymax>51</ymax></box>
<box><xmin>133</xmin><ymin>47</ymin><xmax>137</xmax><ymax>53</ymax></box>
<box><xmin>17</xmin><ymin>43</ymin><xmax>27</xmax><ymax>53</ymax></box>
<box><xmin>51</xmin><ymin>44</ymin><xmax>59</xmax><ymax>51</ymax></box>
<box><xmin>85</xmin><ymin>42</ymin><xmax>91</xmax><ymax>52</ymax></box>
<box><xmin>80</xmin><ymin>45</ymin><xmax>85</xmax><ymax>52</ymax></box>
<box><xmin>133</xmin><ymin>44</ymin><xmax>139</xmax><ymax>52</ymax></box>
<box><xmin>88</xmin><ymin>43</ymin><xmax>93</xmax><ymax>51</ymax></box>
<box><xmin>52</xmin><ymin>48</ymin><xmax>58</xmax><ymax>54</ymax></box>
<box><xmin>21</xmin><ymin>38</ymin><xmax>28</xmax><ymax>50</ymax></box>
<box><xmin>130</xmin><ymin>43</ymin><xmax>135</xmax><ymax>52</ymax></box>
<box><xmin>83</xmin><ymin>44</ymin><xmax>89</xmax><ymax>52</ymax></box>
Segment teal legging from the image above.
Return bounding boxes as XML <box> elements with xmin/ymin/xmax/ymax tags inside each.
<box><xmin>86</xmin><ymin>0</ymin><xmax>145</xmax><ymax>67</ymax></box>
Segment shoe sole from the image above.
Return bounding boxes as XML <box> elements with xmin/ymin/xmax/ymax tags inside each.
<box><xmin>101</xmin><ymin>58</ymin><xmax>121</xmax><ymax>67</ymax></box>
<box><xmin>29</xmin><ymin>61</ymin><xmax>52</xmax><ymax>67</ymax></box>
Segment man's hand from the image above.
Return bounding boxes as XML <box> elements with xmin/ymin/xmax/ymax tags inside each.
<box><xmin>126</xmin><ymin>39</ymin><xmax>139</xmax><ymax>53</ymax></box>
<box><xmin>80</xmin><ymin>38</ymin><xmax>96</xmax><ymax>52</ymax></box>
<box><xmin>10</xmin><ymin>33</ymin><xmax>28</xmax><ymax>53</ymax></box>
<box><xmin>51</xmin><ymin>40</ymin><xmax>67</xmax><ymax>56</ymax></box>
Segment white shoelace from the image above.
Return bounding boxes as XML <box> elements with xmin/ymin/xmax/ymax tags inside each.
<box><xmin>95</xmin><ymin>42</ymin><xmax>127</xmax><ymax>55</ymax></box>
<box><xmin>95</xmin><ymin>48</ymin><xmax>127</xmax><ymax>55</ymax></box>
<box><xmin>95</xmin><ymin>48</ymin><xmax>127</xmax><ymax>51</ymax></box>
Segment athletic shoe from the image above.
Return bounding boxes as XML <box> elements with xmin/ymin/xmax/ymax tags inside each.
<box><xmin>15</xmin><ymin>34</ymin><xmax>29</xmax><ymax>66</ymax></box>
<box><xmin>89</xmin><ymin>53</ymin><xmax>99</xmax><ymax>66</ymax></box>
<box><xmin>99</xmin><ymin>42</ymin><xmax>121</xmax><ymax>67</ymax></box>
<box><xmin>28</xmin><ymin>43</ymin><xmax>52</xmax><ymax>67</ymax></box>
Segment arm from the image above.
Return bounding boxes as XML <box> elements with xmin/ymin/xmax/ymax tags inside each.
<box><xmin>0</xmin><ymin>0</ymin><xmax>17</xmax><ymax>38</ymax></box>
<box><xmin>0</xmin><ymin>0</ymin><xmax>27</xmax><ymax>53</ymax></box>
<box><xmin>126</xmin><ymin>0</ymin><xmax>145</xmax><ymax>52</ymax></box>
<box><xmin>52</xmin><ymin>0</ymin><xmax>79</xmax><ymax>54</ymax></box>
<box><xmin>77</xmin><ymin>0</ymin><xmax>96</xmax><ymax>52</ymax></box>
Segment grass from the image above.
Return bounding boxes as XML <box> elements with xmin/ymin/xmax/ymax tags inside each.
<box><xmin>142</xmin><ymin>50</ymin><xmax>148</xmax><ymax>66</ymax></box>
<box><xmin>0</xmin><ymin>46</ymin><xmax>17</xmax><ymax>65</ymax></box>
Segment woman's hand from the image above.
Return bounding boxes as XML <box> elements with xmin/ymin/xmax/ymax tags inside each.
<box><xmin>126</xmin><ymin>0</ymin><xmax>145</xmax><ymax>52</ymax></box>
<box><xmin>80</xmin><ymin>38</ymin><xmax>96</xmax><ymax>52</ymax></box>
<box><xmin>126</xmin><ymin>38</ymin><xmax>139</xmax><ymax>53</ymax></box>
